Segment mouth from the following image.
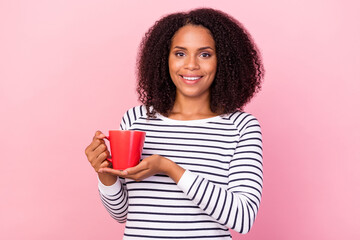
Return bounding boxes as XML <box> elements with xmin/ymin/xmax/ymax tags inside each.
<box><xmin>180</xmin><ymin>75</ymin><xmax>203</xmax><ymax>84</ymax></box>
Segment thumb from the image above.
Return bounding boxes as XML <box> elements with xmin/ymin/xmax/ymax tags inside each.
<box><xmin>97</xmin><ymin>132</ymin><xmax>106</xmax><ymax>139</ymax></box>
<box><xmin>122</xmin><ymin>167</ymin><xmax>134</xmax><ymax>175</ymax></box>
<box><xmin>123</xmin><ymin>162</ymin><xmax>146</xmax><ymax>175</ymax></box>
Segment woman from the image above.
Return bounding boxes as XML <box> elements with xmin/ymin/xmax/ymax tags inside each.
<box><xmin>85</xmin><ymin>8</ymin><xmax>264</xmax><ymax>239</ymax></box>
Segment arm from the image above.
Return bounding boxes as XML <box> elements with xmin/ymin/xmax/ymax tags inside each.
<box><xmin>98</xmin><ymin>109</ymin><xmax>263</xmax><ymax>231</ymax></box>
<box><xmin>90</xmin><ymin>106</ymin><xmax>148</xmax><ymax>223</ymax></box>
<box><xmin>85</xmin><ymin>131</ymin><xmax>129</xmax><ymax>223</ymax></box>
<box><xmin>99</xmin><ymin>119</ymin><xmax>262</xmax><ymax>232</ymax></box>
<box><xmin>97</xmin><ymin>155</ymin><xmax>184</xmax><ymax>223</ymax></box>
<box><xmin>176</xmin><ymin>119</ymin><xmax>263</xmax><ymax>233</ymax></box>
<box><xmin>96</xmin><ymin>118</ymin><xmax>131</xmax><ymax>223</ymax></box>
<box><xmin>98</xmin><ymin>176</ymin><xmax>129</xmax><ymax>223</ymax></box>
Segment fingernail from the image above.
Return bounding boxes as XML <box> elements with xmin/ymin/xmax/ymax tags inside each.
<box><xmin>98</xmin><ymin>169</ymin><xmax>103</xmax><ymax>173</ymax></box>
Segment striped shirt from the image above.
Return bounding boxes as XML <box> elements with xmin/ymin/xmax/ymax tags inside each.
<box><xmin>98</xmin><ymin>105</ymin><xmax>263</xmax><ymax>239</ymax></box>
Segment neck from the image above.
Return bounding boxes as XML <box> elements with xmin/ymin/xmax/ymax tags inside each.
<box><xmin>168</xmin><ymin>93</ymin><xmax>217</xmax><ymax>120</ymax></box>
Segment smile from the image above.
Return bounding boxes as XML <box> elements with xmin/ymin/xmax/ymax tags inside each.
<box><xmin>180</xmin><ymin>75</ymin><xmax>202</xmax><ymax>81</ymax></box>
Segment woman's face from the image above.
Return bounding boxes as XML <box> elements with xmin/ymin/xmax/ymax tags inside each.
<box><xmin>168</xmin><ymin>25</ymin><xmax>217</xmax><ymax>101</ymax></box>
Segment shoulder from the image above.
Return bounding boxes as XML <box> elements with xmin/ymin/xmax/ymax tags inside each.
<box><xmin>120</xmin><ymin>105</ymin><xmax>147</xmax><ymax>129</ymax></box>
<box><xmin>221</xmin><ymin>111</ymin><xmax>261</xmax><ymax>136</ymax></box>
<box><xmin>124</xmin><ymin>105</ymin><xmax>147</xmax><ymax>118</ymax></box>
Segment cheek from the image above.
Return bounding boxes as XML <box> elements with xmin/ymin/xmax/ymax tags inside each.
<box><xmin>204</xmin><ymin>61</ymin><xmax>217</xmax><ymax>75</ymax></box>
<box><xmin>168</xmin><ymin>58</ymin><xmax>181</xmax><ymax>73</ymax></box>
<box><xmin>168</xmin><ymin>63</ymin><xmax>178</xmax><ymax>83</ymax></box>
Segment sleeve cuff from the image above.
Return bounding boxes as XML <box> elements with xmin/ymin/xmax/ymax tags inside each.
<box><xmin>177</xmin><ymin>170</ymin><xmax>198</xmax><ymax>193</ymax></box>
<box><xmin>98</xmin><ymin>176</ymin><xmax>122</xmax><ymax>195</ymax></box>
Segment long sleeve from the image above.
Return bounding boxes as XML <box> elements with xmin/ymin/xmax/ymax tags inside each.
<box><xmin>96</xmin><ymin>106</ymin><xmax>263</xmax><ymax>239</ymax></box>
<box><xmin>97</xmin><ymin>106</ymin><xmax>144</xmax><ymax>223</ymax></box>
<box><xmin>98</xmin><ymin>177</ymin><xmax>129</xmax><ymax>223</ymax></box>
<box><xmin>177</xmin><ymin>118</ymin><xmax>263</xmax><ymax>233</ymax></box>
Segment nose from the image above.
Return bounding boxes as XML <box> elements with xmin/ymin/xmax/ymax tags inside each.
<box><xmin>184</xmin><ymin>55</ymin><xmax>200</xmax><ymax>70</ymax></box>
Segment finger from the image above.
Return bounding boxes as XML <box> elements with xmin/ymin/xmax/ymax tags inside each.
<box><xmin>86</xmin><ymin>138</ymin><xmax>106</xmax><ymax>154</ymax></box>
<box><xmin>93</xmin><ymin>151</ymin><xmax>110</xmax><ymax>170</ymax></box>
<box><xmin>89</xmin><ymin>149</ymin><xmax>109</xmax><ymax>172</ymax></box>
<box><xmin>93</xmin><ymin>130</ymin><xmax>103</xmax><ymax>139</ymax></box>
<box><xmin>94</xmin><ymin>130</ymin><xmax>106</xmax><ymax>140</ymax></box>
<box><xmin>99</xmin><ymin>167</ymin><xmax>126</xmax><ymax>177</ymax></box>
<box><xmin>122</xmin><ymin>168</ymin><xmax>151</xmax><ymax>182</ymax></box>
<box><xmin>99</xmin><ymin>159</ymin><xmax>111</xmax><ymax>169</ymax></box>
<box><xmin>99</xmin><ymin>167</ymin><xmax>148</xmax><ymax>181</ymax></box>
<box><xmin>87</xmin><ymin>144</ymin><xmax>106</xmax><ymax>166</ymax></box>
<box><xmin>93</xmin><ymin>144</ymin><xmax>108</xmax><ymax>159</ymax></box>
<box><xmin>123</xmin><ymin>161</ymin><xmax>149</xmax><ymax>175</ymax></box>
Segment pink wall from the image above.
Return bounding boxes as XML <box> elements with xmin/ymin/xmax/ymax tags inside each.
<box><xmin>1</xmin><ymin>0</ymin><xmax>359</xmax><ymax>239</ymax></box>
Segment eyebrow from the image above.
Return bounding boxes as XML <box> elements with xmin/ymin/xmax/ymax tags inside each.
<box><xmin>173</xmin><ymin>46</ymin><xmax>214</xmax><ymax>51</ymax></box>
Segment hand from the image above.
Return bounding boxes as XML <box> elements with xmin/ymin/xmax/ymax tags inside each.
<box><xmin>85</xmin><ymin>131</ymin><xmax>117</xmax><ymax>185</ymax></box>
<box><xmin>99</xmin><ymin>154</ymin><xmax>185</xmax><ymax>183</ymax></box>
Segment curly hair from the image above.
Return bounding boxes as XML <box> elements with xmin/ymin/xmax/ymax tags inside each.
<box><xmin>136</xmin><ymin>8</ymin><xmax>264</xmax><ymax>118</ymax></box>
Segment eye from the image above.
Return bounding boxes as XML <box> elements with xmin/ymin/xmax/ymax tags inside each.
<box><xmin>200</xmin><ymin>52</ymin><xmax>211</xmax><ymax>58</ymax></box>
<box><xmin>175</xmin><ymin>52</ymin><xmax>185</xmax><ymax>57</ymax></box>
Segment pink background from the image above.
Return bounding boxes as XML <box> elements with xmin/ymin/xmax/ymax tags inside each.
<box><xmin>1</xmin><ymin>0</ymin><xmax>359</xmax><ymax>239</ymax></box>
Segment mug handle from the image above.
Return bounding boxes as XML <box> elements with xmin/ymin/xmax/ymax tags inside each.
<box><xmin>104</xmin><ymin>136</ymin><xmax>113</xmax><ymax>163</ymax></box>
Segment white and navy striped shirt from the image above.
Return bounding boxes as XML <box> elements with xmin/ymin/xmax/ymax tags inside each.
<box><xmin>98</xmin><ymin>105</ymin><xmax>263</xmax><ymax>239</ymax></box>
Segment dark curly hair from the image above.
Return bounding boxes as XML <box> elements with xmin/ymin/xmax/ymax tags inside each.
<box><xmin>136</xmin><ymin>8</ymin><xmax>264</xmax><ymax>118</ymax></box>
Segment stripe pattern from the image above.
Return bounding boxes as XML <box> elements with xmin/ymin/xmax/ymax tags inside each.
<box><xmin>99</xmin><ymin>105</ymin><xmax>263</xmax><ymax>239</ymax></box>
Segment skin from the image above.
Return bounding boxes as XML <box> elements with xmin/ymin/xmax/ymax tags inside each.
<box><xmin>85</xmin><ymin>24</ymin><xmax>218</xmax><ymax>185</ymax></box>
<box><xmin>168</xmin><ymin>25</ymin><xmax>217</xmax><ymax>120</ymax></box>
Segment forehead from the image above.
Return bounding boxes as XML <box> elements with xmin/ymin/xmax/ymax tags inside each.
<box><xmin>171</xmin><ymin>25</ymin><xmax>215</xmax><ymax>48</ymax></box>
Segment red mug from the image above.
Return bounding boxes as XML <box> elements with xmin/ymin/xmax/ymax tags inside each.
<box><xmin>105</xmin><ymin>130</ymin><xmax>146</xmax><ymax>170</ymax></box>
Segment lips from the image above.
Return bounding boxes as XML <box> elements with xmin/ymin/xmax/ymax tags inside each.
<box><xmin>180</xmin><ymin>75</ymin><xmax>203</xmax><ymax>84</ymax></box>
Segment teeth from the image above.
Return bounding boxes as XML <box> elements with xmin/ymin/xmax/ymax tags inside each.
<box><xmin>183</xmin><ymin>76</ymin><xmax>201</xmax><ymax>81</ymax></box>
